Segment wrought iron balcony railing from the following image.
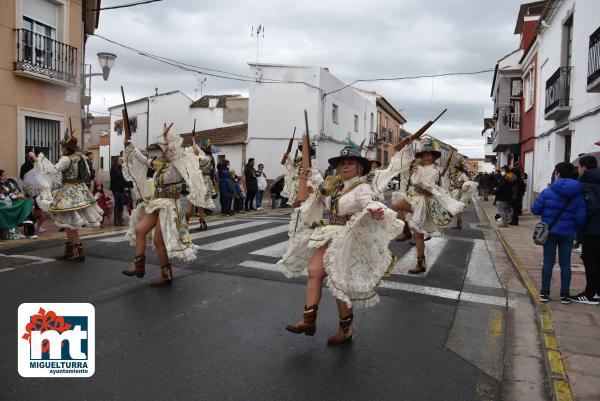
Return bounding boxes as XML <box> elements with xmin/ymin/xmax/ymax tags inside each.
<box><xmin>14</xmin><ymin>28</ymin><xmax>77</xmax><ymax>85</ymax></box>
<box><xmin>508</xmin><ymin>112</ymin><xmax>520</xmax><ymax>130</ymax></box>
<box><xmin>587</xmin><ymin>25</ymin><xmax>600</xmax><ymax>91</ymax></box>
<box><xmin>545</xmin><ymin>66</ymin><xmax>571</xmax><ymax>118</ymax></box>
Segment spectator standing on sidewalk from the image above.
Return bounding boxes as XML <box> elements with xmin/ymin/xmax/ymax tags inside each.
<box><xmin>531</xmin><ymin>162</ymin><xmax>586</xmax><ymax>304</ymax></box>
<box><xmin>217</xmin><ymin>160</ymin><xmax>234</xmax><ymax>216</ymax></box>
<box><xmin>256</xmin><ymin>163</ymin><xmax>267</xmax><ymax>211</ymax></box>
<box><xmin>110</xmin><ymin>156</ymin><xmax>128</xmax><ymax>226</ymax></box>
<box><xmin>481</xmin><ymin>172</ymin><xmax>492</xmax><ymax>201</ymax></box>
<box><xmin>244</xmin><ymin>157</ymin><xmax>259</xmax><ymax>211</ymax></box>
<box><xmin>491</xmin><ymin>169</ymin><xmax>501</xmax><ymax>205</ymax></box>
<box><xmin>84</xmin><ymin>151</ymin><xmax>95</xmax><ymax>188</ymax></box>
<box><xmin>509</xmin><ymin>167</ymin><xmax>526</xmax><ymax>225</ymax></box>
<box><xmin>572</xmin><ymin>155</ymin><xmax>600</xmax><ymax>305</ymax></box>
<box><xmin>494</xmin><ymin>166</ymin><xmax>516</xmax><ymax>227</ymax></box>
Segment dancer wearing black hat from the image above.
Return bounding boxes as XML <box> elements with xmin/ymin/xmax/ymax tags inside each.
<box><xmin>279</xmin><ymin>145</ymin><xmax>404</xmax><ymax>345</ymax></box>
<box><xmin>32</xmin><ymin>133</ymin><xmax>103</xmax><ymax>260</ymax></box>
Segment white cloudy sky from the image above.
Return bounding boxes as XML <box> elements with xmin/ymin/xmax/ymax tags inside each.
<box><xmin>86</xmin><ymin>0</ymin><xmax>527</xmax><ymax>157</ymax></box>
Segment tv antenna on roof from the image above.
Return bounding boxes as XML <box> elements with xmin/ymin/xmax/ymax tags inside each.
<box><xmin>251</xmin><ymin>24</ymin><xmax>265</xmax><ymax>81</ymax></box>
<box><xmin>194</xmin><ymin>77</ymin><xmax>206</xmax><ymax>100</ymax></box>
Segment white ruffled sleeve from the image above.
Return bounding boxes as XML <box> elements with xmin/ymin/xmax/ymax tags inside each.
<box><xmin>171</xmin><ymin>147</ymin><xmax>208</xmax><ymax>208</ymax></box>
<box><xmin>34</xmin><ymin>153</ymin><xmax>63</xmax><ymax>211</ymax></box>
<box><xmin>370</xmin><ymin>147</ymin><xmax>413</xmax><ymax>198</ymax></box>
<box><xmin>123</xmin><ymin>144</ymin><xmax>153</xmax><ymax>201</ymax></box>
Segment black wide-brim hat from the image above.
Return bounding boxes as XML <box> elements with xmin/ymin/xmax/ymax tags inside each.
<box><xmin>328</xmin><ymin>146</ymin><xmax>371</xmax><ymax>175</ymax></box>
<box><xmin>415</xmin><ymin>141</ymin><xmax>441</xmax><ymax>159</ymax></box>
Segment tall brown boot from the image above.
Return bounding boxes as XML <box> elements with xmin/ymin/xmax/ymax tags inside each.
<box><xmin>122</xmin><ymin>255</ymin><xmax>146</xmax><ymax>278</ymax></box>
<box><xmin>70</xmin><ymin>243</ymin><xmax>85</xmax><ymax>261</ymax></box>
<box><xmin>286</xmin><ymin>305</ymin><xmax>318</xmax><ymax>336</ymax></box>
<box><xmin>54</xmin><ymin>242</ymin><xmax>74</xmax><ymax>260</ymax></box>
<box><xmin>327</xmin><ymin>313</ymin><xmax>354</xmax><ymax>345</ymax></box>
<box><xmin>408</xmin><ymin>255</ymin><xmax>426</xmax><ymax>274</ymax></box>
<box><xmin>150</xmin><ymin>263</ymin><xmax>173</xmax><ymax>287</ymax></box>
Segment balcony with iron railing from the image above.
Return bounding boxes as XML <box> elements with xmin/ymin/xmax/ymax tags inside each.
<box><xmin>13</xmin><ymin>28</ymin><xmax>77</xmax><ymax>86</ymax></box>
<box><xmin>544</xmin><ymin>66</ymin><xmax>571</xmax><ymax>120</ymax></box>
<box><xmin>507</xmin><ymin>112</ymin><xmax>520</xmax><ymax>130</ymax></box>
<box><xmin>587</xmin><ymin>25</ymin><xmax>600</xmax><ymax>92</ymax></box>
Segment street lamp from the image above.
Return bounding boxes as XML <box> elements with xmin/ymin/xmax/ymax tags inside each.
<box><xmin>97</xmin><ymin>52</ymin><xmax>117</xmax><ymax>81</ymax></box>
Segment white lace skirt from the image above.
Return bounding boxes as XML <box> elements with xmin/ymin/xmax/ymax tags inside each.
<box><xmin>126</xmin><ymin>198</ymin><xmax>198</xmax><ymax>262</ymax></box>
<box><xmin>279</xmin><ymin>207</ymin><xmax>404</xmax><ymax>308</ymax></box>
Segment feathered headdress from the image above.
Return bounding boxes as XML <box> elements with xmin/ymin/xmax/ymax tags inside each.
<box><xmin>60</xmin><ymin>127</ymin><xmax>79</xmax><ymax>151</ymax></box>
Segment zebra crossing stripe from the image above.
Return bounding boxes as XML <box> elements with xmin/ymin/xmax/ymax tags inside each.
<box><xmin>250</xmin><ymin>241</ymin><xmax>289</xmax><ymax>258</ymax></box>
<box><xmin>198</xmin><ymin>225</ymin><xmax>289</xmax><ymax>251</ymax></box>
<box><xmin>390</xmin><ymin>237</ymin><xmax>447</xmax><ymax>277</ymax></box>
<box><xmin>97</xmin><ymin>219</ymin><xmax>244</xmax><ymax>243</ymax></box>
<box><xmin>236</xmin><ymin>259</ymin><xmax>508</xmax><ymax>307</ymax></box>
<box><xmin>190</xmin><ymin>220</ymin><xmax>270</xmax><ymax>240</ymax></box>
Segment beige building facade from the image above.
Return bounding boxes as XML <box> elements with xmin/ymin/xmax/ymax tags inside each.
<box><xmin>0</xmin><ymin>0</ymin><xmax>100</xmax><ymax>177</ymax></box>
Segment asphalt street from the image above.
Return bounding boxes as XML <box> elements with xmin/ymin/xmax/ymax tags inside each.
<box><xmin>0</xmin><ymin>206</ymin><xmax>509</xmax><ymax>401</ymax></box>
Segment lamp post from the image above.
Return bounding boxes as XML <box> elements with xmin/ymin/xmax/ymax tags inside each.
<box><xmin>82</xmin><ymin>52</ymin><xmax>117</xmax><ymax>148</ymax></box>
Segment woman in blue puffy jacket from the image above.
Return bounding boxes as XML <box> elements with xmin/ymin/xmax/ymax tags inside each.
<box><xmin>532</xmin><ymin>162</ymin><xmax>586</xmax><ymax>303</ymax></box>
<box><xmin>217</xmin><ymin>160</ymin><xmax>234</xmax><ymax>216</ymax></box>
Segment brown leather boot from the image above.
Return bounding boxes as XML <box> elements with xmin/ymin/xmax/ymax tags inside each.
<box><xmin>408</xmin><ymin>255</ymin><xmax>426</xmax><ymax>274</ymax></box>
<box><xmin>122</xmin><ymin>255</ymin><xmax>146</xmax><ymax>278</ymax></box>
<box><xmin>54</xmin><ymin>242</ymin><xmax>74</xmax><ymax>260</ymax></box>
<box><xmin>327</xmin><ymin>313</ymin><xmax>354</xmax><ymax>345</ymax></box>
<box><xmin>150</xmin><ymin>263</ymin><xmax>173</xmax><ymax>287</ymax></box>
<box><xmin>286</xmin><ymin>305</ymin><xmax>318</xmax><ymax>336</ymax></box>
<box><xmin>70</xmin><ymin>243</ymin><xmax>85</xmax><ymax>261</ymax></box>
<box><xmin>199</xmin><ymin>218</ymin><xmax>208</xmax><ymax>231</ymax></box>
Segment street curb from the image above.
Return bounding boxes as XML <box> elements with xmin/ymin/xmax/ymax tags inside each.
<box><xmin>480</xmin><ymin>203</ymin><xmax>574</xmax><ymax>401</ymax></box>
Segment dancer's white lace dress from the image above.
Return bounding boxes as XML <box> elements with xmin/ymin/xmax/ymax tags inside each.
<box><xmin>279</xmin><ymin>173</ymin><xmax>404</xmax><ymax>308</ymax></box>
<box><xmin>447</xmin><ymin>170</ymin><xmax>478</xmax><ymax>205</ymax></box>
<box><xmin>35</xmin><ymin>153</ymin><xmax>103</xmax><ymax>229</ymax></box>
<box><xmin>123</xmin><ymin>132</ymin><xmax>207</xmax><ymax>261</ymax></box>
<box><xmin>393</xmin><ymin>164</ymin><xmax>464</xmax><ymax>236</ymax></box>
<box><xmin>281</xmin><ymin>156</ymin><xmax>319</xmax><ymax>206</ymax></box>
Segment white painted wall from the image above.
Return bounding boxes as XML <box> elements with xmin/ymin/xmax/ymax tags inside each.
<box><xmin>533</xmin><ymin>0</ymin><xmax>600</xmax><ymax>193</ymax></box>
<box><xmin>109</xmin><ymin>91</ymin><xmax>196</xmax><ymax>157</ymax></box>
<box><xmin>215</xmin><ymin>144</ymin><xmax>245</xmax><ymax>175</ymax></box>
<box><xmin>99</xmin><ymin>145</ymin><xmax>110</xmax><ymax>172</ymax></box>
<box><xmin>246</xmin><ymin>64</ymin><xmax>376</xmax><ymax>178</ymax></box>
<box><xmin>188</xmin><ymin>107</ymin><xmax>243</xmax><ymax>132</ymax></box>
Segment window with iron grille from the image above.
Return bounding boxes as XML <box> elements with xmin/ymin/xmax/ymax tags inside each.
<box><xmin>25</xmin><ymin>116</ymin><xmax>61</xmax><ymax>162</ymax></box>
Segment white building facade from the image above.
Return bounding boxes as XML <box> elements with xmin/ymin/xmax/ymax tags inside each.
<box><xmin>532</xmin><ymin>0</ymin><xmax>600</xmax><ymax>192</ymax></box>
<box><xmin>247</xmin><ymin>63</ymin><xmax>377</xmax><ymax>178</ymax></box>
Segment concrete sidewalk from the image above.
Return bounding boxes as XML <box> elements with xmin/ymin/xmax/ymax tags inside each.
<box><xmin>481</xmin><ymin>200</ymin><xmax>600</xmax><ymax>401</ymax></box>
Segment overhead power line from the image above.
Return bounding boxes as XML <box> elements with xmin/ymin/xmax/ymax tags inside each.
<box><xmin>89</xmin><ymin>0</ymin><xmax>163</xmax><ymax>11</ymax></box>
<box><xmin>91</xmin><ymin>33</ymin><xmax>495</xmax><ymax>96</ymax></box>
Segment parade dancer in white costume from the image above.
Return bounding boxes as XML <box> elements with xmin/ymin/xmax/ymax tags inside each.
<box><xmin>392</xmin><ymin>139</ymin><xmax>464</xmax><ymax>274</ymax></box>
<box><xmin>121</xmin><ymin>123</ymin><xmax>207</xmax><ymax>286</ymax></box>
<box><xmin>34</xmin><ymin>134</ymin><xmax>103</xmax><ymax>261</ymax></box>
<box><xmin>281</xmin><ymin>144</ymin><xmax>318</xmax><ymax>207</ymax></box>
<box><xmin>280</xmin><ymin>146</ymin><xmax>404</xmax><ymax>345</ymax></box>
<box><xmin>446</xmin><ymin>158</ymin><xmax>478</xmax><ymax>230</ymax></box>
<box><xmin>186</xmin><ymin>140</ymin><xmax>216</xmax><ymax>231</ymax></box>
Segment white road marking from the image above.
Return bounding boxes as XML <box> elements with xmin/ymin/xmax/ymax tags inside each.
<box><xmin>250</xmin><ymin>241</ymin><xmax>289</xmax><ymax>258</ymax></box>
<box><xmin>390</xmin><ymin>237</ymin><xmax>447</xmax><ymax>277</ymax></box>
<box><xmin>98</xmin><ymin>219</ymin><xmax>243</xmax><ymax>243</ymax></box>
<box><xmin>239</xmin><ymin>260</ymin><xmax>286</xmax><ymax>273</ymax></box>
<box><xmin>190</xmin><ymin>220</ymin><xmax>270</xmax><ymax>240</ymax></box>
<box><xmin>0</xmin><ymin>268</ymin><xmax>15</xmax><ymax>273</ymax></box>
<box><xmin>237</xmin><ymin>259</ymin><xmax>508</xmax><ymax>307</ymax></box>
<box><xmin>81</xmin><ymin>229</ymin><xmax>127</xmax><ymax>239</ymax></box>
<box><xmin>465</xmin><ymin>239</ymin><xmax>503</xmax><ymax>289</ymax></box>
<box><xmin>0</xmin><ymin>254</ymin><xmax>54</xmax><ymax>264</ymax></box>
<box><xmin>198</xmin><ymin>225</ymin><xmax>289</xmax><ymax>251</ymax></box>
